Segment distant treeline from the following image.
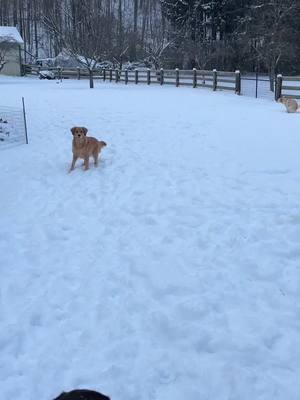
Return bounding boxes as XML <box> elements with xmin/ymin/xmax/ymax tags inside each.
<box><xmin>1</xmin><ymin>0</ymin><xmax>300</xmax><ymax>75</ymax></box>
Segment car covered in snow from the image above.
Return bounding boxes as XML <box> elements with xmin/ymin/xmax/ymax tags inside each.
<box><xmin>39</xmin><ymin>70</ymin><xmax>56</xmax><ymax>80</ymax></box>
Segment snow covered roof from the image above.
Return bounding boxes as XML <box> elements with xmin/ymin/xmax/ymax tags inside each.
<box><xmin>0</xmin><ymin>26</ymin><xmax>23</xmax><ymax>44</ymax></box>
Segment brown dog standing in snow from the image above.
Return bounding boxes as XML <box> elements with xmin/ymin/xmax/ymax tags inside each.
<box><xmin>69</xmin><ymin>127</ymin><xmax>107</xmax><ymax>172</ymax></box>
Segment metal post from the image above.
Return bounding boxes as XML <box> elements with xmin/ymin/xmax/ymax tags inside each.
<box><xmin>135</xmin><ymin>69</ymin><xmax>138</xmax><ymax>84</ymax></box>
<box><xmin>147</xmin><ymin>68</ymin><xmax>151</xmax><ymax>85</ymax></box>
<box><xmin>235</xmin><ymin>70</ymin><xmax>241</xmax><ymax>95</ymax></box>
<box><xmin>255</xmin><ymin>68</ymin><xmax>258</xmax><ymax>98</ymax></box>
<box><xmin>125</xmin><ymin>69</ymin><xmax>128</xmax><ymax>84</ymax></box>
<box><xmin>89</xmin><ymin>69</ymin><xmax>94</xmax><ymax>89</ymax></box>
<box><xmin>77</xmin><ymin>67</ymin><xmax>81</xmax><ymax>80</ymax></box>
<box><xmin>160</xmin><ymin>68</ymin><xmax>164</xmax><ymax>85</ymax></box>
<box><xmin>109</xmin><ymin>69</ymin><xmax>113</xmax><ymax>82</ymax></box>
<box><xmin>22</xmin><ymin>97</ymin><xmax>29</xmax><ymax>144</ymax></box>
<box><xmin>193</xmin><ymin>68</ymin><xmax>197</xmax><ymax>88</ymax></box>
<box><xmin>115</xmin><ymin>69</ymin><xmax>119</xmax><ymax>83</ymax></box>
<box><xmin>103</xmin><ymin>69</ymin><xmax>106</xmax><ymax>82</ymax></box>
<box><xmin>176</xmin><ymin>68</ymin><xmax>179</xmax><ymax>87</ymax></box>
<box><xmin>213</xmin><ymin>69</ymin><xmax>217</xmax><ymax>91</ymax></box>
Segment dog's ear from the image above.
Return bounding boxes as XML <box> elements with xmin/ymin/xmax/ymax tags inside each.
<box><xmin>82</xmin><ymin>127</ymin><xmax>88</xmax><ymax>136</ymax></box>
<box><xmin>52</xmin><ymin>392</ymin><xmax>66</xmax><ymax>400</ymax></box>
<box><xmin>71</xmin><ymin>127</ymin><xmax>76</xmax><ymax>135</ymax></box>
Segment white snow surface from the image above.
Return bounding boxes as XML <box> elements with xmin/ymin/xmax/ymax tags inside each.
<box><xmin>1</xmin><ymin>76</ymin><xmax>300</xmax><ymax>400</ymax></box>
<box><xmin>0</xmin><ymin>26</ymin><xmax>24</xmax><ymax>43</ymax></box>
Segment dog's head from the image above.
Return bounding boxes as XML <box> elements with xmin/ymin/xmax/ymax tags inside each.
<box><xmin>71</xmin><ymin>127</ymin><xmax>88</xmax><ymax>140</ymax></box>
<box><xmin>277</xmin><ymin>97</ymin><xmax>286</xmax><ymax>104</ymax></box>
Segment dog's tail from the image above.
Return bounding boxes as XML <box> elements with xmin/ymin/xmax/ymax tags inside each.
<box><xmin>98</xmin><ymin>141</ymin><xmax>107</xmax><ymax>149</ymax></box>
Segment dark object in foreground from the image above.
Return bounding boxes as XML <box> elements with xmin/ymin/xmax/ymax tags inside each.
<box><xmin>53</xmin><ymin>389</ymin><xmax>111</xmax><ymax>400</ymax></box>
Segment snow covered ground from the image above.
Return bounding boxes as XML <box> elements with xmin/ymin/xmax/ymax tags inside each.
<box><xmin>1</xmin><ymin>76</ymin><xmax>300</xmax><ymax>400</ymax></box>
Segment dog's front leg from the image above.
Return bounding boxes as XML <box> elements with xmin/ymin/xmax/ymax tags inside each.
<box><xmin>69</xmin><ymin>155</ymin><xmax>78</xmax><ymax>173</ymax></box>
<box><xmin>83</xmin><ymin>156</ymin><xmax>90</xmax><ymax>170</ymax></box>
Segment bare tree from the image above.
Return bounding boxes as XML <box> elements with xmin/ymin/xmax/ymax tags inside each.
<box><xmin>43</xmin><ymin>0</ymin><xmax>113</xmax><ymax>88</ymax></box>
<box><xmin>245</xmin><ymin>0</ymin><xmax>300</xmax><ymax>88</ymax></box>
<box><xmin>145</xmin><ymin>38</ymin><xmax>172</xmax><ymax>69</ymax></box>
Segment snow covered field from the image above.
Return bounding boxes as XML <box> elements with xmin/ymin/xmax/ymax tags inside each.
<box><xmin>1</xmin><ymin>76</ymin><xmax>300</xmax><ymax>400</ymax></box>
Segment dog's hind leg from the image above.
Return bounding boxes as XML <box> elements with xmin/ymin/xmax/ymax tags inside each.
<box><xmin>69</xmin><ymin>155</ymin><xmax>78</xmax><ymax>173</ymax></box>
<box><xmin>83</xmin><ymin>156</ymin><xmax>90</xmax><ymax>170</ymax></box>
<box><xmin>93</xmin><ymin>151</ymin><xmax>99</xmax><ymax>167</ymax></box>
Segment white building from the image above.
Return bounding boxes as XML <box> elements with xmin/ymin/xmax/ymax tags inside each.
<box><xmin>0</xmin><ymin>26</ymin><xmax>24</xmax><ymax>76</ymax></box>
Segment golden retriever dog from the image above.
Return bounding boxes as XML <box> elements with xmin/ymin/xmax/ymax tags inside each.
<box><xmin>69</xmin><ymin>127</ymin><xmax>107</xmax><ymax>172</ymax></box>
<box><xmin>278</xmin><ymin>97</ymin><xmax>300</xmax><ymax>113</ymax></box>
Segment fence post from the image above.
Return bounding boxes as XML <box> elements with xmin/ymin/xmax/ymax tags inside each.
<box><xmin>193</xmin><ymin>68</ymin><xmax>197</xmax><ymax>88</ymax></box>
<box><xmin>213</xmin><ymin>69</ymin><xmax>217</xmax><ymax>91</ymax></box>
<box><xmin>255</xmin><ymin>68</ymin><xmax>259</xmax><ymax>98</ymax></box>
<box><xmin>77</xmin><ymin>67</ymin><xmax>81</xmax><ymax>80</ymax></box>
<box><xmin>103</xmin><ymin>69</ymin><xmax>106</xmax><ymax>82</ymax></box>
<box><xmin>147</xmin><ymin>68</ymin><xmax>151</xmax><ymax>85</ymax></box>
<box><xmin>235</xmin><ymin>70</ymin><xmax>241</xmax><ymax>95</ymax></box>
<box><xmin>125</xmin><ymin>69</ymin><xmax>128</xmax><ymax>84</ymax></box>
<box><xmin>275</xmin><ymin>74</ymin><xmax>282</xmax><ymax>101</ymax></box>
<box><xmin>115</xmin><ymin>69</ymin><xmax>119</xmax><ymax>83</ymax></box>
<box><xmin>160</xmin><ymin>68</ymin><xmax>164</xmax><ymax>85</ymax></box>
<box><xmin>135</xmin><ymin>69</ymin><xmax>139</xmax><ymax>84</ymax></box>
<box><xmin>176</xmin><ymin>68</ymin><xmax>179</xmax><ymax>87</ymax></box>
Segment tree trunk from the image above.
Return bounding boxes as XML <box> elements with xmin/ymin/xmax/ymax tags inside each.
<box><xmin>130</xmin><ymin>0</ymin><xmax>138</xmax><ymax>60</ymax></box>
<box><xmin>269</xmin><ymin>63</ymin><xmax>275</xmax><ymax>92</ymax></box>
<box><xmin>34</xmin><ymin>0</ymin><xmax>39</xmax><ymax>59</ymax></box>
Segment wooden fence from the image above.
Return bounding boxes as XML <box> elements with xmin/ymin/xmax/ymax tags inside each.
<box><xmin>275</xmin><ymin>74</ymin><xmax>300</xmax><ymax>100</ymax></box>
<box><xmin>22</xmin><ymin>64</ymin><xmax>98</xmax><ymax>79</ymax></box>
<box><xmin>23</xmin><ymin>64</ymin><xmax>241</xmax><ymax>95</ymax></box>
<box><xmin>25</xmin><ymin>66</ymin><xmax>300</xmax><ymax>101</ymax></box>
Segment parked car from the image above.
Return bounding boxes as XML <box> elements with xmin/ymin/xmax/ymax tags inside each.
<box><xmin>39</xmin><ymin>70</ymin><xmax>56</xmax><ymax>80</ymax></box>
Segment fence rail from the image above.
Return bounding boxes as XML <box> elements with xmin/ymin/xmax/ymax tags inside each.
<box><xmin>26</xmin><ymin>65</ymin><xmax>300</xmax><ymax>101</ymax></box>
<box><xmin>22</xmin><ymin>64</ymin><xmax>241</xmax><ymax>95</ymax></box>
<box><xmin>276</xmin><ymin>74</ymin><xmax>300</xmax><ymax>100</ymax></box>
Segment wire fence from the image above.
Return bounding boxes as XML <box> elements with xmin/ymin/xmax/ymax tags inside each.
<box><xmin>241</xmin><ymin>73</ymin><xmax>275</xmax><ymax>100</ymax></box>
<box><xmin>0</xmin><ymin>103</ymin><xmax>28</xmax><ymax>149</ymax></box>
